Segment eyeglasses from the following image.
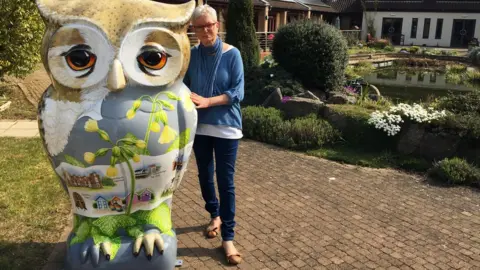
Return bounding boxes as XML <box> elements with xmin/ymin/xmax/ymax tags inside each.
<box><xmin>192</xmin><ymin>22</ymin><xmax>217</xmax><ymax>32</ymax></box>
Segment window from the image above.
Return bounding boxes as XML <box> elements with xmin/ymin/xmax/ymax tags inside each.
<box><xmin>411</xmin><ymin>18</ymin><xmax>418</xmax><ymax>38</ymax></box>
<box><xmin>423</xmin><ymin>18</ymin><xmax>431</xmax><ymax>39</ymax></box>
<box><xmin>435</xmin><ymin>18</ymin><xmax>443</xmax><ymax>39</ymax></box>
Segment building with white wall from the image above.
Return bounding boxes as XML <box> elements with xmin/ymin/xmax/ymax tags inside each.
<box><xmin>361</xmin><ymin>0</ymin><xmax>480</xmax><ymax>48</ymax></box>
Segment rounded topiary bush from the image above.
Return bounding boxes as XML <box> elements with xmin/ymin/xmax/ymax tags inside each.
<box><xmin>272</xmin><ymin>20</ymin><xmax>348</xmax><ymax>92</ymax></box>
<box><xmin>427</xmin><ymin>157</ymin><xmax>480</xmax><ymax>185</ymax></box>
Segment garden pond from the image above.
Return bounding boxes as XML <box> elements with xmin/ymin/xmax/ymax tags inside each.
<box><xmin>359</xmin><ymin>65</ymin><xmax>479</xmax><ymax>103</ymax></box>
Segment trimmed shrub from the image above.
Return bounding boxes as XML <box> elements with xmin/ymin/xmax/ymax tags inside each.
<box><xmin>242</xmin><ymin>106</ymin><xmax>284</xmax><ymax>143</ymax></box>
<box><xmin>272</xmin><ymin>20</ymin><xmax>348</xmax><ymax>92</ymax></box>
<box><xmin>278</xmin><ymin>114</ymin><xmax>340</xmax><ymax>150</ymax></box>
<box><xmin>225</xmin><ymin>0</ymin><xmax>260</xmax><ymax>70</ymax></box>
<box><xmin>384</xmin><ymin>45</ymin><xmax>395</xmax><ymax>52</ymax></box>
<box><xmin>409</xmin><ymin>46</ymin><xmax>420</xmax><ymax>54</ymax></box>
<box><xmin>0</xmin><ymin>0</ymin><xmax>45</xmax><ymax>78</ymax></box>
<box><xmin>242</xmin><ymin>106</ymin><xmax>339</xmax><ymax>150</ymax></box>
<box><xmin>428</xmin><ymin>157</ymin><xmax>480</xmax><ymax>185</ymax></box>
<box><xmin>244</xmin><ymin>65</ymin><xmax>305</xmax><ymax>106</ymax></box>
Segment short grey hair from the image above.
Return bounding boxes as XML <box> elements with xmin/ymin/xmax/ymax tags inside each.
<box><xmin>192</xmin><ymin>4</ymin><xmax>217</xmax><ymax>22</ymax></box>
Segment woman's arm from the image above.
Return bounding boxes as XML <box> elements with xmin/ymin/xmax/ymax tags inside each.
<box><xmin>222</xmin><ymin>49</ymin><xmax>244</xmax><ymax>104</ymax></box>
<box><xmin>191</xmin><ymin>49</ymin><xmax>245</xmax><ymax>108</ymax></box>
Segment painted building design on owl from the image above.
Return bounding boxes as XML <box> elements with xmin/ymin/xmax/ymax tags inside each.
<box><xmin>94</xmin><ymin>196</ymin><xmax>109</xmax><ymax>210</ymax></box>
<box><xmin>72</xmin><ymin>192</ymin><xmax>87</xmax><ymax>210</ymax></box>
<box><xmin>63</xmin><ymin>170</ymin><xmax>102</xmax><ymax>189</ymax></box>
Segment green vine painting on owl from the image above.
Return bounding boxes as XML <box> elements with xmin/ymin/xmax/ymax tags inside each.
<box><xmin>35</xmin><ymin>0</ymin><xmax>197</xmax><ymax>269</ymax></box>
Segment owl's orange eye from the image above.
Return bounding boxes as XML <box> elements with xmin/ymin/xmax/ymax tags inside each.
<box><xmin>66</xmin><ymin>50</ymin><xmax>96</xmax><ymax>71</ymax></box>
<box><xmin>137</xmin><ymin>51</ymin><xmax>168</xmax><ymax>70</ymax></box>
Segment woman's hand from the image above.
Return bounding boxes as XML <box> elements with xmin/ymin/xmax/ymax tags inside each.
<box><xmin>191</xmin><ymin>93</ymin><xmax>211</xmax><ymax>109</ymax></box>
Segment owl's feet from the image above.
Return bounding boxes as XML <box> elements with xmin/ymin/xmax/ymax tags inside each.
<box><xmin>80</xmin><ymin>238</ymin><xmax>113</xmax><ymax>266</ymax></box>
<box><xmin>133</xmin><ymin>231</ymin><xmax>164</xmax><ymax>260</ymax></box>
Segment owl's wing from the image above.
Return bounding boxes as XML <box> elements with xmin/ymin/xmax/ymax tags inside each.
<box><xmin>37</xmin><ymin>88</ymin><xmax>68</xmax><ymax>192</ymax></box>
<box><xmin>39</xmin><ymin>86</ymin><xmax>84</xmax><ymax>157</ymax></box>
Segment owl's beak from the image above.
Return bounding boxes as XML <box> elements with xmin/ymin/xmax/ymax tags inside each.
<box><xmin>107</xmin><ymin>59</ymin><xmax>126</xmax><ymax>92</ymax></box>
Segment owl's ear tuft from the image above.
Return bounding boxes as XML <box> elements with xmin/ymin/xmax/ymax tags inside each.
<box><xmin>151</xmin><ymin>0</ymin><xmax>196</xmax><ymax>27</ymax></box>
<box><xmin>36</xmin><ymin>0</ymin><xmax>74</xmax><ymax>26</ymax></box>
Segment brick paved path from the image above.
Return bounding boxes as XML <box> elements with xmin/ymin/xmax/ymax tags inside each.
<box><xmin>173</xmin><ymin>140</ymin><xmax>480</xmax><ymax>270</ymax></box>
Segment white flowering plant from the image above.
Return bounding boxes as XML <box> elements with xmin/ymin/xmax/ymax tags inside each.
<box><xmin>368</xmin><ymin>103</ymin><xmax>447</xmax><ymax>136</ymax></box>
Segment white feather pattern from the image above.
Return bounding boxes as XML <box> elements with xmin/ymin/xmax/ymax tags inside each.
<box><xmin>41</xmin><ymin>98</ymin><xmax>84</xmax><ymax>156</ymax></box>
<box><xmin>42</xmin><ymin>85</ymin><xmax>110</xmax><ymax>156</ymax></box>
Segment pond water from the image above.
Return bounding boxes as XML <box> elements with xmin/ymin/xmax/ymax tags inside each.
<box><xmin>363</xmin><ymin>68</ymin><xmax>478</xmax><ymax>103</ymax></box>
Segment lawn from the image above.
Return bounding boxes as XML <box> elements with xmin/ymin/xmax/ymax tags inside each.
<box><xmin>0</xmin><ymin>137</ymin><xmax>70</xmax><ymax>270</ymax></box>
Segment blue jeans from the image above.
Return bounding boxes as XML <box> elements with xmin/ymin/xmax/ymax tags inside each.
<box><xmin>193</xmin><ymin>135</ymin><xmax>239</xmax><ymax>241</ymax></box>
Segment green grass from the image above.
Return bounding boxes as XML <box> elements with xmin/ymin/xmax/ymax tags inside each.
<box><xmin>0</xmin><ymin>138</ymin><xmax>70</xmax><ymax>270</ymax></box>
<box><xmin>308</xmin><ymin>145</ymin><xmax>432</xmax><ymax>173</ymax></box>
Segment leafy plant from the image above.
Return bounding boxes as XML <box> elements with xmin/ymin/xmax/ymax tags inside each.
<box><xmin>272</xmin><ymin>20</ymin><xmax>348</xmax><ymax>92</ymax></box>
<box><xmin>0</xmin><ymin>0</ymin><xmax>45</xmax><ymax>78</ymax></box>
<box><xmin>69</xmin><ymin>203</ymin><xmax>173</xmax><ymax>260</ymax></box>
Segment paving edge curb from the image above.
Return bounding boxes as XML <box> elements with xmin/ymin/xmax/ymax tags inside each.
<box><xmin>42</xmin><ymin>212</ymin><xmax>73</xmax><ymax>270</ymax></box>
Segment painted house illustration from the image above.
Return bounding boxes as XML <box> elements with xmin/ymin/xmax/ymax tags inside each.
<box><xmin>139</xmin><ymin>188</ymin><xmax>153</xmax><ymax>201</ymax></box>
<box><xmin>95</xmin><ymin>196</ymin><xmax>109</xmax><ymax>210</ymax></box>
<box><xmin>109</xmin><ymin>196</ymin><xmax>124</xmax><ymax>212</ymax></box>
<box><xmin>125</xmin><ymin>189</ymin><xmax>154</xmax><ymax>205</ymax></box>
<box><xmin>72</xmin><ymin>192</ymin><xmax>87</xmax><ymax>210</ymax></box>
<box><xmin>63</xmin><ymin>170</ymin><xmax>102</xmax><ymax>189</ymax></box>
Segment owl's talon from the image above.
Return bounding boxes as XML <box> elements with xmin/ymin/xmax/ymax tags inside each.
<box><xmin>132</xmin><ymin>232</ymin><xmax>164</xmax><ymax>258</ymax></box>
<box><xmin>89</xmin><ymin>245</ymin><xmax>101</xmax><ymax>267</ymax></box>
<box><xmin>80</xmin><ymin>241</ymin><xmax>90</xmax><ymax>264</ymax></box>
<box><xmin>100</xmin><ymin>242</ymin><xmax>112</xmax><ymax>261</ymax></box>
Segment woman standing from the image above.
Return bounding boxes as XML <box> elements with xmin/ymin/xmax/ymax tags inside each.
<box><xmin>184</xmin><ymin>4</ymin><xmax>244</xmax><ymax>265</ymax></box>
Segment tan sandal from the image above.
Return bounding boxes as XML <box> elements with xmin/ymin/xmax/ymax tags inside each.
<box><xmin>204</xmin><ymin>226</ymin><xmax>219</xmax><ymax>238</ymax></box>
<box><xmin>226</xmin><ymin>253</ymin><xmax>242</xmax><ymax>265</ymax></box>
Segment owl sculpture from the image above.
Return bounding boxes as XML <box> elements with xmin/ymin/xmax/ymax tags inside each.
<box><xmin>35</xmin><ymin>0</ymin><xmax>197</xmax><ymax>269</ymax></box>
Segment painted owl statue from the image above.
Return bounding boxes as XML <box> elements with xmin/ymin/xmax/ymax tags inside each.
<box><xmin>35</xmin><ymin>0</ymin><xmax>197</xmax><ymax>269</ymax></box>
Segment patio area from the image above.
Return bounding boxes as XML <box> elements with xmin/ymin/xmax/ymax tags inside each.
<box><xmin>41</xmin><ymin>140</ymin><xmax>480</xmax><ymax>269</ymax></box>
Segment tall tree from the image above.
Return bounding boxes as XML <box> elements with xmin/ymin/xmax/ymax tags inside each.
<box><xmin>225</xmin><ymin>0</ymin><xmax>260</xmax><ymax>70</ymax></box>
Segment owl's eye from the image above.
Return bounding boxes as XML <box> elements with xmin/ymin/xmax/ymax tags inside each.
<box><xmin>137</xmin><ymin>46</ymin><xmax>171</xmax><ymax>76</ymax></box>
<box><xmin>63</xmin><ymin>45</ymin><xmax>96</xmax><ymax>73</ymax></box>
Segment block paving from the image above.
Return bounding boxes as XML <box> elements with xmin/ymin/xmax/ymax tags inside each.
<box><xmin>173</xmin><ymin>140</ymin><xmax>480</xmax><ymax>269</ymax></box>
